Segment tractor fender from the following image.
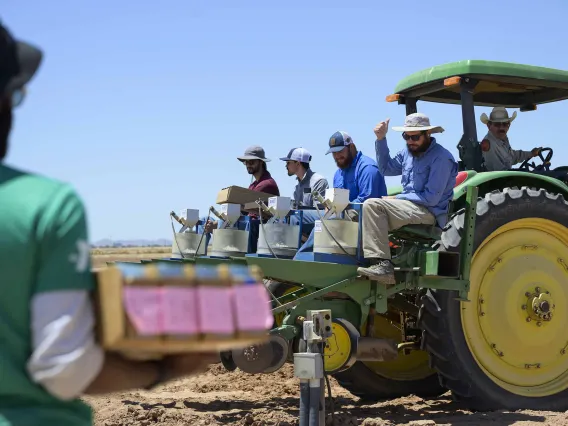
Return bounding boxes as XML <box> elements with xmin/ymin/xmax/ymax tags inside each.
<box><xmin>452</xmin><ymin>170</ymin><xmax>568</xmax><ymax>206</ymax></box>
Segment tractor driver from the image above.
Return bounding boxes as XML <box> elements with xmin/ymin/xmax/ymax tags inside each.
<box><xmin>357</xmin><ymin>113</ymin><xmax>458</xmax><ymax>284</ymax></box>
<box><xmin>479</xmin><ymin>107</ymin><xmax>541</xmax><ymax>171</ymax></box>
<box><xmin>0</xmin><ymin>21</ymin><xmax>217</xmax><ymax>425</ymax></box>
<box><xmin>293</xmin><ymin>130</ymin><xmax>387</xmax><ymax>257</ymax></box>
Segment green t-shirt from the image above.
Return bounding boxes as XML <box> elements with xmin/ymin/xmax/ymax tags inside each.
<box><xmin>0</xmin><ymin>164</ymin><xmax>96</xmax><ymax>425</ymax></box>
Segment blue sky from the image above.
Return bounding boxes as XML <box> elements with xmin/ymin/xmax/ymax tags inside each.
<box><xmin>3</xmin><ymin>0</ymin><xmax>567</xmax><ymax>242</ymax></box>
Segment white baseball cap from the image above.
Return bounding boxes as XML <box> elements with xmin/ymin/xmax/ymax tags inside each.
<box><xmin>279</xmin><ymin>147</ymin><xmax>312</xmax><ymax>163</ymax></box>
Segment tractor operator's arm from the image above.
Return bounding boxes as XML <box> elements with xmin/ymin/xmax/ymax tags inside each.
<box><xmin>511</xmin><ymin>147</ymin><xmax>536</xmax><ymax>165</ymax></box>
<box><xmin>395</xmin><ymin>156</ymin><xmax>457</xmax><ymax>207</ymax></box>
<box><xmin>375</xmin><ymin>137</ymin><xmax>403</xmax><ymax>176</ymax></box>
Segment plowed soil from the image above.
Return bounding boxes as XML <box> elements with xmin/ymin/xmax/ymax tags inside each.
<box><xmin>84</xmin><ymin>363</ymin><xmax>568</xmax><ymax>425</ymax></box>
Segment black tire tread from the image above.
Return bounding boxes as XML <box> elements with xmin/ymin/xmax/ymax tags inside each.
<box><xmin>333</xmin><ymin>360</ymin><xmax>446</xmax><ymax>401</ymax></box>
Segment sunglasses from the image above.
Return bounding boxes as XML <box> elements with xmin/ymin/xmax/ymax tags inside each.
<box><xmin>490</xmin><ymin>122</ymin><xmax>510</xmax><ymax>128</ymax></box>
<box><xmin>402</xmin><ymin>131</ymin><xmax>425</xmax><ymax>141</ymax></box>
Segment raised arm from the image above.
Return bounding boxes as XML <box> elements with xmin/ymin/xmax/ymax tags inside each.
<box><xmin>373</xmin><ymin>118</ymin><xmax>403</xmax><ymax>176</ymax></box>
<box><xmin>375</xmin><ymin>137</ymin><xmax>404</xmax><ymax>176</ymax></box>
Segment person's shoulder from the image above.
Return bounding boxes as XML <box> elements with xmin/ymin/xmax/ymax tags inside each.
<box><xmin>311</xmin><ymin>171</ymin><xmax>328</xmax><ymax>181</ymax></box>
<box><xmin>2</xmin><ymin>164</ymin><xmax>78</xmax><ymax>195</ymax></box>
<box><xmin>358</xmin><ymin>152</ymin><xmax>379</xmax><ymax>168</ymax></box>
<box><xmin>432</xmin><ymin>140</ymin><xmax>457</xmax><ymax>163</ymax></box>
<box><xmin>1</xmin><ymin>164</ymin><xmax>85</xmax><ymax>209</ymax></box>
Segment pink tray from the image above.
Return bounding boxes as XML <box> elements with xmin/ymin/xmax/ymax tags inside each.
<box><xmin>122</xmin><ymin>283</ymin><xmax>272</xmax><ymax>336</ymax></box>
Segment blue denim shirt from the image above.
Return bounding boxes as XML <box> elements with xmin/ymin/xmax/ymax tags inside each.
<box><xmin>375</xmin><ymin>137</ymin><xmax>458</xmax><ymax>227</ymax></box>
<box><xmin>333</xmin><ymin>150</ymin><xmax>387</xmax><ymax>203</ymax></box>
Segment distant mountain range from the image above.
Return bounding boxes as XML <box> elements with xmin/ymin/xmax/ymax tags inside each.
<box><xmin>92</xmin><ymin>238</ymin><xmax>172</xmax><ymax>248</ymax></box>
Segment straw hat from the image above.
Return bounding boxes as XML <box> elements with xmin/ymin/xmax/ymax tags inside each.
<box><xmin>480</xmin><ymin>107</ymin><xmax>517</xmax><ymax>124</ymax></box>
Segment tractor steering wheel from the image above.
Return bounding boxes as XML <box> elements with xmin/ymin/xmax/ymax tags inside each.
<box><xmin>517</xmin><ymin>147</ymin><xmax>553</xmax><ymax>172</ymax></box>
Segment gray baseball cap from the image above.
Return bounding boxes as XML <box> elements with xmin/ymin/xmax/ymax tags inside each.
<box><xmin>326</xmin><ymin>131</ymin><xmax>353</xmax><ymax>155</ymax></box>
<box><xmin>280</xmin><ymin>147</ymin><xmax>312</xmax><ymax>163</ymax></box>
<box><xmin>237</xmin><ymin>145</ymin><xmax>271</xmax><ymax>162</ymax></box>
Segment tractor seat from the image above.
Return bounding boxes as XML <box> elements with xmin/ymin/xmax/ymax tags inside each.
<box><xmin>392</xmin><ymin>224</ymin><xmax>443</xmax><ymax>241</ymax></box>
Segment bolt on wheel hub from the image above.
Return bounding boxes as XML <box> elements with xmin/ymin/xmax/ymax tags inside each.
<box><xmin>523</xmin><ymin>288</ymin><xmax>555</xmax><ymax>324</ymax></box>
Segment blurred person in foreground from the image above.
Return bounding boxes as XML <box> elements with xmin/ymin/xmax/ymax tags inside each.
<box><xmin>0</xmin><ymin>22</ymin><xmax>217</xmax><ymax>426</ymax></box>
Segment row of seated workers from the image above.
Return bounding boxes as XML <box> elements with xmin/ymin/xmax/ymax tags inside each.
<box><xmin>196</xmin><ymin>108</ymin><xmax>542</xmax><ymax>284</ymax></box>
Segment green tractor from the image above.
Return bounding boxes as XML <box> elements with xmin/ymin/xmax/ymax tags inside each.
<box><xmin>242</xmin><ymin>60</ymin><xmax>568</xmax><ymax>412</ymax></box>
<box><xmin>153</xmin><ymin>60</ymin><xmax>568</xmax><ymax>412</ymax></box>
<box><xmin>379</xmin><ymin>60</ymin><xmax>568</xmax><ymax>411</ymax></box>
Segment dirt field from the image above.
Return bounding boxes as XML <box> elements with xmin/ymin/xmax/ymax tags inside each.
<box><xmin>86</xmin><ymin>248</ymin><xmax>567</xmax><ymax>425</ymax></box>
<box><xmin>90</xmin><ymin>246</ymin><xmax>172</xmax><ymax>269</ymax></box>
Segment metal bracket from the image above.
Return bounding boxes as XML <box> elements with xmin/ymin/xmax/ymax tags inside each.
<box><xmin>458</xmin><ymin>185</ymin><xmax>478</xmax><ymax>300</ymax></box>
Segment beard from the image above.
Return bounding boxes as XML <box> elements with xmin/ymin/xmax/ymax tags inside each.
<box><xmin>247</xmin><ymin>164</ymin><xmax>262</xmax><ymax>175</ymax></box>
<box><xmin>335</xmin><ymin>150</ymin><xmax>354</xmax><ymax>169</ymax></box>
<box><xmin>407</xmin><ymin>138</ymin><xmax>431</xmax><ymax>157</ymax></box>
<box><xmin>0</xmin><ymin>102</ymin><xmax>12</xmax><ymax>161</ymax></box>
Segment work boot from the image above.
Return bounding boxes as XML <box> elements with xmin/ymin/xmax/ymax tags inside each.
<box><xmin>357</xmin><ymin>259</ymin><xmax>396</xmax><ymax>285</ymax></box>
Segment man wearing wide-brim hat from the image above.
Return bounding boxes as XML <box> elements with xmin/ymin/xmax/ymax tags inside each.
<box><xmin>357</xmin><ymin>113</ymin><xmax>458</xmax><ymax>284</ymax></box>
<box><xmin>236</xmin><ymin>145</ymin><xmax>280</xmax><ymax>196</ymax></box>
<box><xmin>204</xmin><ymin>145</ymin><xmax>281</xmax><ymax>234</ymax></box>
<box><xmin>479</xmin><ymin>107</ymin><xmax>540</xmax><ymax>171</ymax></box>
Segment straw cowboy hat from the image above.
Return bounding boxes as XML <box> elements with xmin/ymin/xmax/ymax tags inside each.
<box><xmin>480</xmin><ymin>107</ymin><xmax>517</xmax><ymax>124</ymax></box>
<box><xmin>392</xmin><ymin>112</ymin><xmax>445</xmax><ymax>134</ymax></box>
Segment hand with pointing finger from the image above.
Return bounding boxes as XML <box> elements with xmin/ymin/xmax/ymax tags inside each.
<box><xmin>374</xmin><ymin>118</ymin><xmax>390</xmax><ymax>141</ymax></box>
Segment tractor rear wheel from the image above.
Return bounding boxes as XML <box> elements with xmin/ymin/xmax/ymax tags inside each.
<box><xmin>418</xmin><ymin>186</ymin><xmax>568</xmax><ymax>411</ymax></box>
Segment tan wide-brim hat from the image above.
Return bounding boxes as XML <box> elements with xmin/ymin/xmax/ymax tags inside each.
<box><xmin>480</xmin><ymin>107</ymin><xmax>517</xmax><ymax>124</ymax></box>
<box><xmin>391</xmin><ymin>112</ymin><xmax>444</xmax><ymax>134</ymax></box>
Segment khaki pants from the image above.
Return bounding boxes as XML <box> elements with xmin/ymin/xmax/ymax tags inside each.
<box><xmin>362</xmin><ymin>198</ymin><xmax>436</xmax><ymax>260</ymax></box>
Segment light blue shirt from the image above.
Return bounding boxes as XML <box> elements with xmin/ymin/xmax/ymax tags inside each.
<box><xmin>375</xmin><ymin>137</ymin><xmax>458</xmax><ymax>227</ymax></box>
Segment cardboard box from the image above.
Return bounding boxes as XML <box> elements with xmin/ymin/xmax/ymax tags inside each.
<box><xmin>242</xmin><ymin>201</ymin><xmax>273</xmax><ymax>218</ymax></box>
<box><xmin>216</xmin><ymin>186</ymin><xmax>273</xmax><ymax>206</ymax></box>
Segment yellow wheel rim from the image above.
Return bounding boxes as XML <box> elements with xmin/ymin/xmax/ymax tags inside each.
<box><xmin>362</xmin><ymin>315</ymin><xmax>435</xmax><ymax>381</ymax></box>
<box><xmin>324</xmin><ymin>322</ymin><xmax>353</xmax><ymax>372</ymax></box>
<box><xmin>462</xmin><ymin>218</ymin><xmax>568</xmax><ymax>397</ymax></box>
